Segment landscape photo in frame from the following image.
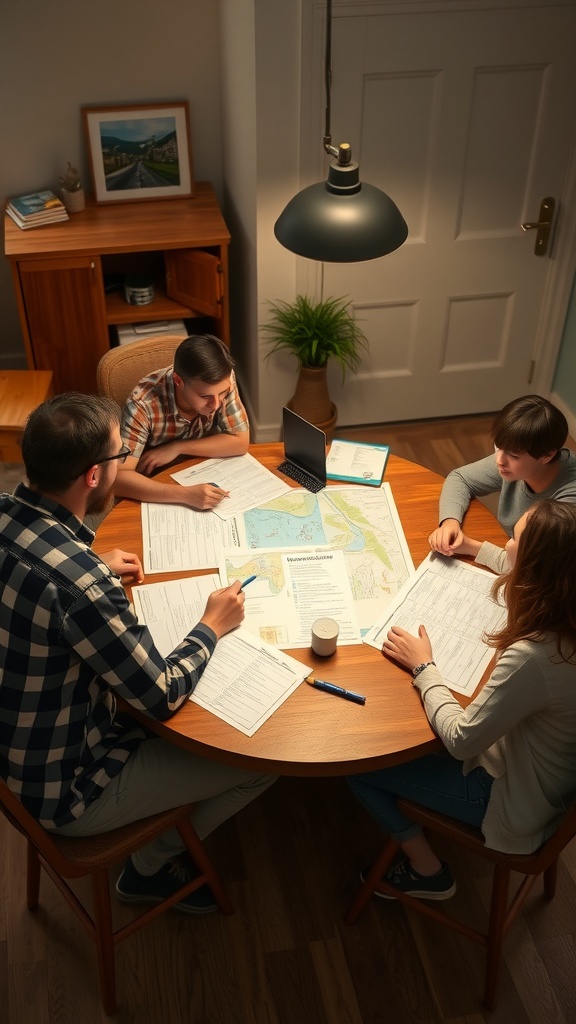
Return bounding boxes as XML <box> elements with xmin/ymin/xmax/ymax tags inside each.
<box><xmin>83</xmin><ymin>102</ymin><xmax>194</xmax><ymax>204</ymax></box>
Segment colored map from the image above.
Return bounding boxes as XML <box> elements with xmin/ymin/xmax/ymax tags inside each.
<box><xmin>236</xmin><ymin>484</ymin><xmax>414</xmax><ymax>631</ymax></box>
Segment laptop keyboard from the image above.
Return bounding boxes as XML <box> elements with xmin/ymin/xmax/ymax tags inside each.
<box><xmin>277</xmin><ymin>460</ymin><xmax>326</xmax><ymax>493</ymax></box>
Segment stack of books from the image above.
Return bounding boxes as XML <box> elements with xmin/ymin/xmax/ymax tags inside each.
<box><xmin>5</xmin><ymin>190</ymin><xmax>69</xmax><ymax>230</ymax></box>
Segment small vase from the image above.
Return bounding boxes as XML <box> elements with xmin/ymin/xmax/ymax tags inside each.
<box><xmin>61</xmin><ymin>188</ymin><xmax>85</xmax><ymax>214</ymax></box>
<box><xmin>287</xmin><ymin>365</ymin><xmax>338</xmax><ymax>441</ymax></box>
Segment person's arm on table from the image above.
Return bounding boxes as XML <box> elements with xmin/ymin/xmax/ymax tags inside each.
<box><xmin>136</xmin><ymin>428</ymin><xmax>250</xmax><ymax>475</ymax></box>
<box><xmin>382</xmin><ymin>625</ymin><xmax>547</xmax><ymax>758</ymax></box>
<box><xmin>115</xmin><ymin>456</ymin><xmax>229</xmax><ymax>510</ymax></box>
<box><xmin>430</xmin><ymin>454</ymin><xmax>503</xmax><ymax>555</ymax></box>
<box><xmin>64</xmin><ymin>576</ymin><xmax>245</xmax><ymax>720</ymax></box>
<box><xmin>100</xmin><ymin>547</ymin><xmax>144</xmax><ymax>584</ymax></box>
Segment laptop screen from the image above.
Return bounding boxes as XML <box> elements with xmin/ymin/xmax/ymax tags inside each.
<box><xmin>282</xmin><ymin>407</ymin><xmax>327</xmax><ymax>486</ymax></box>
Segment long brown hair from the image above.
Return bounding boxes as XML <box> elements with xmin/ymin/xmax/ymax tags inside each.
<box><xmin>487</xmin><ymin>500</ymin><xmax>576</xmax><ymax>661</ymax></box>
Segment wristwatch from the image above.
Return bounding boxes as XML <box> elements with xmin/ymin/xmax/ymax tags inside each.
<box><xmin>412</xmin><ymin>661</ymin><xmax>436</xmax><ymax>679</ymax></box>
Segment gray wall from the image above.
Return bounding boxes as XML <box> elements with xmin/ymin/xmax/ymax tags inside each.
<box><xmin>0</xmin><ymin>0</ymin><xmax>223</xmax><ymax>367</ymax></box>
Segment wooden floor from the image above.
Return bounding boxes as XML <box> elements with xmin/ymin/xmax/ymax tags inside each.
<box><xmin>2</xmin><ymin>413</ymin><xmax>576</xmax><ymax>1024</ymax></box>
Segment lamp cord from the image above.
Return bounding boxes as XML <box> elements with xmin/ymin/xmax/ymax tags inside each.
<box><xmin>323</xmin><ymin>0</ymin><xmax>333</xmax><ymax>151</ymax></box>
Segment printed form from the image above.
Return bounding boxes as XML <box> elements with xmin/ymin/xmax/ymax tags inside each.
<box><xmin>218</xmin><ymin>547</ymin><xmax>362</xmax><ymax>649</ymax></box>
<box><xmin>132</xmin><ymin>574</ymin><xmax>310</xmax><ymax>735</ymax></box>
<box><xmin>141</xmin><ymin>503</ymin><xmax>241</xmax><ymax>574</ymax></box>
<box><xmin>364</xmin><ymin>553</ymin><xmax>507</xmax><ymax>696</ymax></box>
<box><xmin>171</xmin><ymin>452</ymin><xmax>291</xmax><ymax>519</ymax></box>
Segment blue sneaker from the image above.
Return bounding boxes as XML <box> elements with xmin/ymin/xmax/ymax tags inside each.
<box><xmin>116</xmin><ymin>853</ymin><xmax>218</xmax><ymax>915</ymax></box>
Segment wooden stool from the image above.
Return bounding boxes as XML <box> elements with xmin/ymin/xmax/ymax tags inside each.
<box><xmin>0</xmin><ymin>370</ymin><xmax>54</xmax><ymax>462</ymax></box>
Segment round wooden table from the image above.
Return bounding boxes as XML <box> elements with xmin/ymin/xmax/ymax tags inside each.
<box><xmin>94</xmin><ymin>444</ymin><xmax>507</xmax><ymax>777</ymax></box>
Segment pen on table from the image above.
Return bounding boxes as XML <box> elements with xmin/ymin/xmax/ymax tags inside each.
<box><xmin>240</xmin><ymin>574</ymin><xmax>257</xmax><ymax>590</ymax></box>
<box><xmin>305</xmin><ymin>676</ymin><xmax>366</xmax><ymax>706</ymax></box>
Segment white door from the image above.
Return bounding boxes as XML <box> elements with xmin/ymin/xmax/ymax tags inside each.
<box><xmin>301</xmin><ymin>2</ymin><xmax>576</xmax><ymax>423</ymax></box>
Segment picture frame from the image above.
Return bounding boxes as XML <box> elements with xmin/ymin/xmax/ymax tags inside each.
<box><xmin>82</xmin><ymin>102</ymin><xmax>194</xmax><ymax>204</ymax></box>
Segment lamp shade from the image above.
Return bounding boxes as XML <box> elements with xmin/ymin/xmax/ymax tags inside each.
<box><xmin>274</xmin><ymin>156</ymin><xmax>408</xmax><ymax>263</ymax></box>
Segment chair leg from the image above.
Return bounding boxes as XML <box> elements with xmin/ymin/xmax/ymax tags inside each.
<box><xmin>177</xmin><ymin>819</ymin><xmax>233</xmax><ymax>915</ymax></box>
<box><xmin>543</xmin><ymin>859</ymin><xmax>558</xmax><ymax>899</ymax></box>
<box><xmin>483</xmin><ymin>864</ymin><xmax>510</xmax><ymax>1011</ymax></box>
<box><xmin>26</xmin><ymin>841</ymin><xmax>41</xmax><ymax>909</ymax></box>
<box><xmin>92</xmin><ymin>870</ymin><xmax>117</xmax><ymax>1016</ymax></box>
<box><xmin>344</xmin><ymin>837</ymin><xmax>398</xmax><ymax>925</ymax></box>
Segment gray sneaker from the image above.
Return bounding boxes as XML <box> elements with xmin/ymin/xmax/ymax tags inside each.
<box><xmin>361</xmin><ymin>859</ymin><xmax>456</xmax><ymax>901</ymax></box>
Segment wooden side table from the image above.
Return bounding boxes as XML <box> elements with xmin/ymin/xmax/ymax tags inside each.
<box><xmin>0</xmin><ymin>370</ymin><xmax>54</xmax><ymax>462</ymax></box>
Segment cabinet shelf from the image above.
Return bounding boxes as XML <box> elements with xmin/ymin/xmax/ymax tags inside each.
<box><xmin>5</xmin><ymin>183</ymin><xmax>230</xmax><ymax>394</ymax></box>
<box><xmin>105</xmin><ymin>287</ymin><xmax>195</xmax><ymax>325</ymax></box>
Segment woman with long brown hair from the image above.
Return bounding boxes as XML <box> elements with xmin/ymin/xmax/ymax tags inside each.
<box><xmin>347</xmin><ymin>500</ymin><xmax>576</xmax><ymax>900</ymax></box>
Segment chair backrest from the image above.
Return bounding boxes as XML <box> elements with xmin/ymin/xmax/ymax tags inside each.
<box><xmin>96</xmin><ymin>334</ymin><xmax>184</xmax><ymax>406</ymax></box>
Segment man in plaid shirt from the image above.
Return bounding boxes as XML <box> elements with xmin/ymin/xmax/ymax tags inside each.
<box><xmin>0</xmin><ymin>393</ymin><xmax>274</xmax><ymax>913</ymax></box>
<box><xmin>116</xmin><ymin>333</ymin><xmax>249</xmax><ymax>510</ymax></box>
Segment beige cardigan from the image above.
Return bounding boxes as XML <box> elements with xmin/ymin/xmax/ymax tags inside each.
<box><xmin>414</xmin><ymin>640</ymin><xmax>576</xmax><ymax>853</ymax></box>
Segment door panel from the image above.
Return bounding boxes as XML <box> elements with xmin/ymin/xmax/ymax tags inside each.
<box><xmin>19</xmin><ymin>257</ymin><xmax>108</xmax><ymax>394</ymax></box>
<box><xmin>310</xmin><ymin>5</ymin><xmax>576</xmax><ymax>423</ymax></box>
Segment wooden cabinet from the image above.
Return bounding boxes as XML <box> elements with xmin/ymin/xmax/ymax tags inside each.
<box><xmin>5</xmin><ymin>182</ymin><xmax>231</xmax><ymax>394</ymax></box>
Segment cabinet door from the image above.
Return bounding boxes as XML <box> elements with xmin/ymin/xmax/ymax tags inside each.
<box><xmin>164</xmin><ymin>249</ymin><xmax>224</xmax><ymax>318</ymax></box>
<box><xmin>18</xmin><ymin>256</ymin><xmax>109</xmax><ymax>394</ymax></box>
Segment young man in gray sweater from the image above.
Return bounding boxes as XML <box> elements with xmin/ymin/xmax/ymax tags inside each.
<box><xmin>429</xmin><ymin>394</ymin><xmax>576</xmax><ymax>562</ymax></box>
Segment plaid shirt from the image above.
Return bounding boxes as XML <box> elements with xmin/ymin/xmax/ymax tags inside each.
<box><xmin>0</xmin><ymin>484</ymin><xmax>216</xmax><ymax>828</ymax></box>
<box><xmin>121</xmin><ymin>366</ymin><xmax>249</xmax><ymax>460</ymax></box>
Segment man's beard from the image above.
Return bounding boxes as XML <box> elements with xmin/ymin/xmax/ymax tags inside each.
<box><xmin>86</xmin><ymin>482</ymin><xmax>115</xmax><ymax>516</ymax></box>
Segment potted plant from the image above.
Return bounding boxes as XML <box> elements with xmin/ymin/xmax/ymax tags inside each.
<box><xmin>262</xmin><ymin>294</ymin><xmax>368</xmax><ymax>436</ymax></box>
<box><xmin>59</xmin><ymin>162</ymin><xmax>85</xmax><ymax>213</ymax></box>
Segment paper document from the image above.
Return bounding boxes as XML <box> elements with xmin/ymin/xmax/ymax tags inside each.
<box><xmin>218</xmin><ymin>547</ymin><xmax>361</xmax><ymax>648</ymax></box>
<box><xmin>233</xmin><ymin>485</ymin><xmax>414</xmax><ymax>633</ymax></box>
<box><xmin>132</xmin><ymin>573</ymin><xmax>221</xmax><ymax>655</ymax></box>
<box><xmin>141</xmin><ymin>503</ymin><xmax>241</xmax><ymax>574</ymax></box>
<box><xmin>326</xmin><ymin>439</ymin><xmax>389</xmax><ymax>485</ymax></box>
<box><xmin>364</xmin><ymin>553</ymin><xmax>507</xmax><ymax>696</ymax></box>
<box><xmin>188</xmin><ymin>628</ymin><xmax>310</xmax><ymax>735</ymax></box>
<box><xmin>171</xmin><ymin>453</ymin><xmax>291</xmax><ymax>519</ymax></box>
<box><xmin>132</xmin><ymin>574</ymin><xmax>309</xmax><ymax>735</ymax></box>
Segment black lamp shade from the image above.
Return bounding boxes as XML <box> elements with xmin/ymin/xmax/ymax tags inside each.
<box><xmin>274</xmin><ymin>157</ymin><xmax>408</xmax><ymax>263</ymax></box>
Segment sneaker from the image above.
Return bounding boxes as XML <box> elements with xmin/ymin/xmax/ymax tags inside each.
<box><xmin>115</xmin><ymin>853</ymin><xmax>218</xmax><ymax>915</ymax></box>
<box><xmin>361</xmin><ymin>859</ymin><xmax>456</xmax><ymax>901</ymax></box>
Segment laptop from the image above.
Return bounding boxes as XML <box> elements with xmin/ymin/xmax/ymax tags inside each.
<box><xmin>277</xmin><ymin>407</ymin><xmax>327</xmax><ymax>493</ymax></box>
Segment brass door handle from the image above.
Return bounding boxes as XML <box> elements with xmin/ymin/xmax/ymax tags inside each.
<box><xmin>521</xmin><ymin>197</ymin><xmax>555</xmax><ymax>256</ymax></box>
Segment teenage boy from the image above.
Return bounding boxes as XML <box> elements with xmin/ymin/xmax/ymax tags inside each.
<box><xmin>116</xmin><ymin>334</ymin><xmax>249</xmax><ymax>510</ymax></box>
<box><xmin>429</xmin><ymin>394</ymin><xmax>576</xmax><ymax>557</ymax></box>
<box><xmin>0</xmin><ymin>393</ymin><xmax>274</xmax><ymax>914</ymax></box>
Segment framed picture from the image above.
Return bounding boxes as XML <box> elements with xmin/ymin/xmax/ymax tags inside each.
<box><xmin>82</xmin><ymin>102</ymin><xmax>194</xmax><ymax>204</ymax></box>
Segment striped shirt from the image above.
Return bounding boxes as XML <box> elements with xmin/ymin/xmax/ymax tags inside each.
<box><xmin>121</xmin><ymin>366</ymin><xmax>249</xmax><ymax>460</ymax></box>
<box><xmin>0</xmin><ymin>484</ymin><xmax>216</xmax><ymax>828</ymax></box>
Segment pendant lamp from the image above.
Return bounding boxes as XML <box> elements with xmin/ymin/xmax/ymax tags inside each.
<box><xmin>274</xmin><ymin>0</ymin><xmax>408</xmax><ymax>263</ymax></box>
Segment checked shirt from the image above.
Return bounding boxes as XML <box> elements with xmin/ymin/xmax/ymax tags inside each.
<box><xmin>0</xmin><ymin>484</ymin><xmax>216</xmax><ymax>828</ymax></box>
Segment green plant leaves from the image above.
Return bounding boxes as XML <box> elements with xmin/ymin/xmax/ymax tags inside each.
<box><xmin>261</xmin><ymin>295</ymin><xmax>368</xmax><ymax>380</ymax></box>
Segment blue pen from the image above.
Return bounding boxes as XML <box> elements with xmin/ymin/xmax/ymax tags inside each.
<box><xmin>240</xmin><ymin>574</ymin><xmax>257</xmax><ymax>589</ymax></box>
<box><xmin>305</xmin><ymin>676</ymin><xmax>366</xmax><ymax>706</ymax></box>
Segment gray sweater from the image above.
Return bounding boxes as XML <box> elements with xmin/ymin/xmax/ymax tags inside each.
<box><xmin>439</xmin><ymin>449</ymin><xmax>576</xmax><ymax>536</ymax></box>
<box><xmin>414</xmin><ymin>642</ymin><xmax>576</xmax><ymax>853</ymax></box>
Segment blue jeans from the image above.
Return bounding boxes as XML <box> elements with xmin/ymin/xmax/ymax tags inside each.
<box><xmin>347</xmin><ymin>752</ymin><xmax>493</xmax><ymax>844</ymax></box>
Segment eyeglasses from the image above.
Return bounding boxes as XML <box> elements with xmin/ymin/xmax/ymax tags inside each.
<box><xmin>80</xmin><ymin>444</ymin><xmax>131</xmax><ymax>475</ymax></box>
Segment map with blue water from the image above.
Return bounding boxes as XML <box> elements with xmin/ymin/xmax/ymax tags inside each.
<box><xmin>237</xmin><ymin>485</ymin><xmax>414</xmax><ymax>630</ymax></box>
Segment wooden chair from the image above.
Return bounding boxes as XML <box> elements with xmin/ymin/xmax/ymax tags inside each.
<box><xmin>344</xmin><ymin>797</ymin><xmax>576</xmax><ymax>1010</ymax></box>
<box><xmin>96</xmin><ymin>334</ymin><xmax>184</xmax><ymax>406</ymax></box>
<box><xmin>0</xmin><ymin>777</ymin><xmax>233</xmax><ymax>1014</ymax></box>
